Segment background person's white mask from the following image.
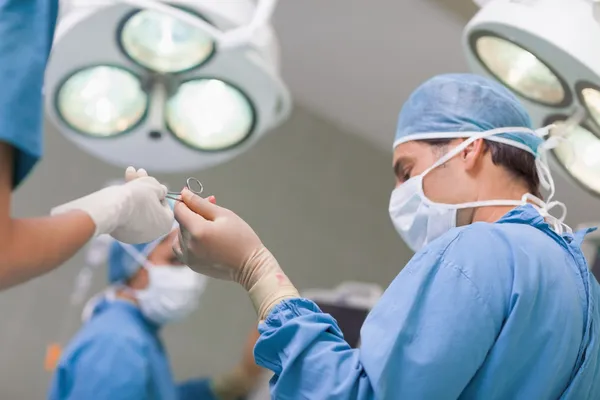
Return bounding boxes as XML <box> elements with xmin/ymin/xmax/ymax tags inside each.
<box><xmin>388</xmin><ymin>127</ymin><xmax>567</xmax><ymax>252</ymax></box>
<box><xmin>137</xmin><ymin>265</ymin><xmax>206</xmax><ymax>325</ymax></box>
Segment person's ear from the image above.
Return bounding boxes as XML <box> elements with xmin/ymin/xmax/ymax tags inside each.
<box><xmin>461</xmin><ymin>138</ymin><xmax>486</xmax><ymax>171</ymax></box>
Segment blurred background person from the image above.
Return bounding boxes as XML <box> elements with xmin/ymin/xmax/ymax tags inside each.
<box><xmin>48</xmin><ymin>224</ymin><xmax>204</xmax><ymax>399</ymax></box>
<box><xmin>48</xmin><ymin>219</ymin><xmax>264</xmax><ymax>400</ymax></box>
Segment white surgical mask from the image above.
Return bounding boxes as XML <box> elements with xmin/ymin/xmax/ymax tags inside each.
<box><xmin>389</xmin><ymin>127</ymin><xmax>569</xmax><ymax>252</ymax></box>
<box><xmin>136</xmin><ymin>265</ymin><xmax>206</xmax><ymax>325</ymax></box>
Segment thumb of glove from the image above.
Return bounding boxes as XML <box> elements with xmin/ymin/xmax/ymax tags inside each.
<box><xmin>181</xmin><ymin>189</ymin><xmax>223</xmax><ymax>221</ymax></box>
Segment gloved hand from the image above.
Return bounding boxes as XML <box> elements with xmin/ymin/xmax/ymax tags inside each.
<box><xmin>125</xmin><ymin>166</ymin><xmax>148</xmax><ymax>182</ymax></box>
<box><xmin>51</xmin><ymin>167</ymin><xmax>174</xmax><ymax>244</ymax></box>
<box><xmin>173</xmin><ymin>188</ymin><xmax>299</xmax><ymax>320</ymax></box>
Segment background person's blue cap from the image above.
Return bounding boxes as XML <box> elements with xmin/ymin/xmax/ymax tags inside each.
<box><xmin>394</xmin><ymin>73</ymin><xmax>542</xmax><ymax>154</ymax></box>
<box><xmin>108</xmin><ymin>240</ymin><xmax>159</xmax><ymax>284</ymax></box>
<box><xmin>108</xmin><ymin>198</ymin><xmax>178</xmax><ymax>283</ymax></box>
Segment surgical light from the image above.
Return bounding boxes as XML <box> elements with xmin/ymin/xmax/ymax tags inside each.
<box><xmin>45</xmin><ymin>0</ymin><xmax>290</xmax><ymax>172</ymax></box>
<box><xmin>165</xmin><ymin>79</ymin><xmax>255</xmax><ymax>151</ymax></box>
<box><xmin>465</xmin><ymin>0</ymin><xmax>600</xmax><ymax>121</ymax></box>
<box><xmin>56</xmin><ymin>66</ymin><xmax>148</xmax><ymax>137</ymax></box>
<box><xmin>548</xmin><ymin>117</ymin><xmax>600</xmax><ymax>197</ymax></box>
<box><xmin>473</xmin><ymin>35</ymin><xmax>565</xmax><ymax>106</ymax></box>
<box><xmin>119</xmin><ymin>9</ymin><xmax>215</xmax><ymax>73</ymax></box>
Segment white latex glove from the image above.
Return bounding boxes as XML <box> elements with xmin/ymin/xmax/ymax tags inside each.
<box><xmin>173</xmin><ymin>188</ymin><xmax>299</xmax><ymax>320</ymax></box>
<box><xmin>51</xmin><ymin>167</ymin><xmax>174</xmax><ymax>244</ymax></box>
<box><xmin>125</xmin><ymin>166</ymin><xmax>148</xmax><ymax>182</ymax></box>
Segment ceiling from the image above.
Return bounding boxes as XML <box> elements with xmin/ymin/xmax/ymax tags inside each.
<box><xmin>269</xmin><ymin>0</ymin><xmax>600</xmax><ymax>227</ymax></box>
<box><xmin>271</xmin><ymin>0</ymin><xmax>478</xmax><ymax>151</ymax></box>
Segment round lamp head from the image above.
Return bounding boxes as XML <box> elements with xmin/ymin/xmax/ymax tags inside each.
<box><xmin>45</xmin><ymin>0</ymin><xmax>291</xmax><ymax>173</ymax></box>
<box><xmin>464</xmin><ymin>0</ymin><xmax>600</xmax><ymax>133</ymax></box>
<box><xmin>165</xmin><ymin>79</ymin><xmax>255</xmax><ymax>151</ymax></box>
<box><xmin>119</xmin><ymin>8</ymin><xmax>215</xmax><ymax>73</ymax></box>
<box><xmin>472</xmin><ymin>35</ymin><xmax>566</xmax><ymax>106</ymax></box>
<box><xmin>56</xmin><ymin>65</ymin><xmax>148</xmax><ymax>137</ymax></box>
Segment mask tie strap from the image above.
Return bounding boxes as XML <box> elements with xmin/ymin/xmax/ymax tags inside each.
<box><xmin>535</xmin><ymin>108</ymin><xmax>586</xmax><ymax>203</ymax></box>
<box><xmin>522</xmin><ymin>193</ymin><xmax>571</xmax><ymax>234</ymax></box>
<box><xmin>533</xmin><ymin>124</ymin><xmax>555</xmax><ymax>202</ymax></box>
<box><xmin>120</xmin><ymin>243</ymin><xmax>153</xmax><ymax>270</ymax></box>
<box><xmin>545</xmin><ymin>199</ymin><xmax>569</xmax><ymax>235</ymax></box>
<box><xmin>536</xmin><ymin>159</ymin><xmax>555</xmax><ymax>202</ymax></box>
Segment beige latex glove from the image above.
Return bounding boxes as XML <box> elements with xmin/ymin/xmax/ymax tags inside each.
<box><xmin>173</xmin><ymin>188</ymin><xmax>299</xmax><ymax>320</ymax></box>
<box><xmin>52</xmin><ymin>167</ymin><xmax>173</xmax><ymax>244</ymax></box>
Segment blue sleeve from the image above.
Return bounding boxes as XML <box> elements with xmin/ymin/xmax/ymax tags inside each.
<box><xmin>49</xmin><ymin>336</ymin><xmax>149</xmax><ymax>400</ymax></box>
<box><xmin>0</xmin><ymin>0</ymin><xmax>58</xmax><ymax>187</ymax></box>
<box><xmin>177</xmin><ymin>378</ymin><xmax>217</xmax><ymax>400</ymax></box>
<box><xmin>254</xmin><ymin>246</ymin><xmax>501</xmax><ymax>399</ymax></box>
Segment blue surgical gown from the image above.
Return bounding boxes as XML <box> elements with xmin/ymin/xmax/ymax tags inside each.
<box><xmin>48</xmin><ymin>299</ymin><xmax>217</xmax><ymax>400</ymax></box>
<box><xmin>255</xmin><ymin>205</ymin><xmax>600</xmax><ymax>399</ymax></box>
<box><xmin>0</xmin><ymin>0</ymin><xmax>58</xmax><ymax>187</ymax></box>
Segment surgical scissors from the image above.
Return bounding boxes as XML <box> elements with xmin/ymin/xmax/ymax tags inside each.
<box><xmin>166</xmin><ymin>177</ymin><xmax>204</xmax><ymax>201</ymax></box>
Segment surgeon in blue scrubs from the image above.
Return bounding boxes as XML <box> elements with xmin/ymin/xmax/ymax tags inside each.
<box><xmin>49</xmin><ymin>223</ymin><xmax>263</xmax><ymax>400</ymax></box>
<box><xmin>172</xmin><ymin>73</ymin><xmax>600</xmax><ymax>399</ymax></box>
<box><xmin>0</xmin><ymin>1</ymin><xmax>173</xmax><ymax>291</ymax></box>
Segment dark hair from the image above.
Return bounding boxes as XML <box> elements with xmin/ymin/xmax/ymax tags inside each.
<box><xmin>422</xmin><ymin>138</ymin><xmax>542</xmax><ymax>199</ymax></box>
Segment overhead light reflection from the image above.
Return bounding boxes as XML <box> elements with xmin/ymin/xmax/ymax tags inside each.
<box><xmin>56</xmin><ymin>66</ymin><xmax>148</xmax><ymax>137</ymax></box>
<box><xmin>474</xmin><ymin>35</ymin><xmax>566</xmax><ymax>105</ymax></box>
<box><xmin>120</xmin><ymin>9</ymin><xmax>214</xmax><ymax>73</ymax></box>
<box><xmin>165</xmin><ymin>79</ymin><xmax>255</xmax><ymax>150</ymax></box>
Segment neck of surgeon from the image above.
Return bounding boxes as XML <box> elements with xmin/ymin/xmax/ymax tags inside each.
<box><xmin>456</xmin><ymin>157</ymin><xmax>534</xmax><ymax>226</ymax></box>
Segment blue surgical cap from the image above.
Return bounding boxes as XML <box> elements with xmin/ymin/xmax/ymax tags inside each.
<box><xmin>107</xmin><ymin>198</ymin><xmax>178</xmax><ymax>283</ymax></box>
<box><xmin>394</xmin><ymin>73</ymin><xmax>543</xmax><ymax>154</ymax></box>
<box><xmin>108</xmin><ymin>240</ymin><xmax>156</xmax><ymax>283</ymax></box>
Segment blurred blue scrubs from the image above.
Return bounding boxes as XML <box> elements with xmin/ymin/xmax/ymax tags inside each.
<box><xmin>48</xmin><ymin>298</ymin><xmax>217</xmax><ymax>400</ymax></box>
<box><xmin>0</xmin><ymin>0</ymin><xmax>58</xmax><ymax>186</ymax></box>
<box><xmin>255</xmin><ymin>206</ymin><xmax>600</xmax><ymax>399</ymax></box>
